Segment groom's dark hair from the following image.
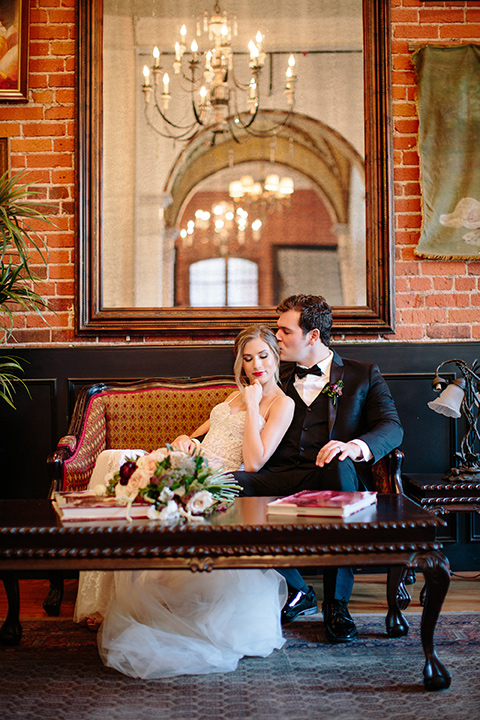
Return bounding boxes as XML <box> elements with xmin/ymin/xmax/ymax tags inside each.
<box><xmin>277</xmin><ymin>294</ymin><xmax>332</xmax><ymax>347</ymax></box>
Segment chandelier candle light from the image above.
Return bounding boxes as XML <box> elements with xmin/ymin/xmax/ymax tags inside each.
<box><xmin>141</xmin><ymin>2</ymin><xmax>297</xmax><ymax>142</ymax></box>
<box><xmin>428</xmin><ymin>358</ymin><xmax>480</xmax><ymax>481</ymax></box>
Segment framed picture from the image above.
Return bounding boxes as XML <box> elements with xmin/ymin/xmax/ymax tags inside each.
<box><xmin>273</xmin><ymin>245</ymin><xmax>345</xmax><ymax>307</ymax></box>
<box><xmin>0</xmin><ymin>0</ymin><xmax>29</xmax><ymax>102</ymax></box>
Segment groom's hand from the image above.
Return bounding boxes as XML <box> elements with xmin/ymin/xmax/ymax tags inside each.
<box><xmin>315</xmin><ymin>440</ymin><xmax>363</xmax><ymax>467</ymax></box>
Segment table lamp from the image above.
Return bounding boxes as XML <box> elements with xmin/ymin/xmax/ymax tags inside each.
<box><xmin>428</xmin><ymin>358</ymin><xmax>480</xmax><ymax>481</ymax></box>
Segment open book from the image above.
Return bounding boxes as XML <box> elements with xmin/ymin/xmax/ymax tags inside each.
<box><xmin>52</xmin><ymin>490</ymin><xmax>150</xmax><ymax>521</ymax></box>
<box><xmin>266</xmin><ymin>490</ymin><xmax>377</xmax><ymax>518</ymax></box>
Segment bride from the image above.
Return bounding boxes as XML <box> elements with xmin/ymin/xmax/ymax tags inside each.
<box><xmin>74</xmin><ymin>324</ymin><xmax>295</xmax><ymax>679</ymax></box>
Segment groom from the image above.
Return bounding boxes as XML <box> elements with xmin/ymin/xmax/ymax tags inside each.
<box><xmin>235</xmin><ymin>294</ymin><xmax>404</xmax><ymax>643</ymax></box>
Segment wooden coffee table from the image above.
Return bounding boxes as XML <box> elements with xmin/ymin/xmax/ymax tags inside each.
<box><xmin>0</xmin><ymin>494</ymin><xmax>451</xmax><ymax>691</ymax></box>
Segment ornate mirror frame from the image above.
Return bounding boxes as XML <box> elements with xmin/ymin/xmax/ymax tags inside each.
<box><xmin>75</xmin><ymin>0</ymin><xmax>394</xmax><ymax>339</ymax></box>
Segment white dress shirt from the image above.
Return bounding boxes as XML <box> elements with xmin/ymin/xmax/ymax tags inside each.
<box><xmin>293</xmin><ymin>351</ymin><xmax>373</xmax><ymax>462</ymax></box>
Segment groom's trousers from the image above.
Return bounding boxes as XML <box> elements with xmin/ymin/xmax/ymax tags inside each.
<box><xmin>236</xmin><ymin>456</ymin><xmax>359</xmax><ymax>603</ymax></box>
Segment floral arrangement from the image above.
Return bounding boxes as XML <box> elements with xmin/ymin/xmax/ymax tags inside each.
<box><xmin>94</xmin><ymin>446</ymin><xmax>241</xmax><ymax>522</ymax></box>
<box><xmin>322</xmin><ymin>380</ymin><xmax>344</xmax><ymax>405</ymax></box>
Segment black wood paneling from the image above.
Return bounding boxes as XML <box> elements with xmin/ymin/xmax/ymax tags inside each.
<box><xmin>1</xmin><ymin>341</ymin><xmax>479</xmax><ymax>568</ymax></box>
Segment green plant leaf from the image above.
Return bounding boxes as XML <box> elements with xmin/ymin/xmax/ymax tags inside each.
<box><xmin>0</xmin><ymin>355</ymin><xmax>29</xmax><ymax>409</ymax></box>
<box><xmin>0</xmin><ymin>170</ymin><xmax>54</xmax><ymax>407</ymax></box>
<box><xmin>0</xmin><ymin>169</ymin><xmax>55</xmax><ymax>277</ymax></box>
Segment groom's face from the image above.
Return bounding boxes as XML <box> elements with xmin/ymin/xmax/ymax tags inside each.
<box><xmin>276</xmin><ymin>310</ymin><xmax>313</xmax><ymax>364</ymax></box>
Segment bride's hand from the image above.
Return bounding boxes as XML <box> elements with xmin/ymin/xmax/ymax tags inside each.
<box><xmin>243</xmin><ymin>380</ymin><xmax>262</xmax><ymax>408</ymax></box>
<box><xmin>171</xmin><ymin>434</ymin><xmax>196</xmax><ymax>454</ymax></box>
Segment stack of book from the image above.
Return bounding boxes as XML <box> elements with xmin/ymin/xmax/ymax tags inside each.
<box><xmin>52</xmin><ymin>490</ymin><xmax>150</xmax><ymax>521</ymax></box>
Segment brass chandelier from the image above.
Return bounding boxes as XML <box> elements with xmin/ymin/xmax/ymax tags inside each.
<box><xmin>141</xmin><ymin>2</ymin><xmax>297</xmax><ymax>143</ymax></box>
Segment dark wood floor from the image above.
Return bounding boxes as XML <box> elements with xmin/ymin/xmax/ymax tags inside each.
<box><xmin>1</xmin><ymin>572</ymin><xmax>479</xmax><ymax>620</ymax></box>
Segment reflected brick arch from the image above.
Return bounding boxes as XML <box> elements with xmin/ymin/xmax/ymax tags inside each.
<box><xmin>174</xmin><ymin>189</ymin><xmax>337</xmax><ymax>306</ymax></box>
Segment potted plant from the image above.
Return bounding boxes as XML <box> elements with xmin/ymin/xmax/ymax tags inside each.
<box><xmin>0</xmin><ymin>169</ymin><xmax>52</xmax><ymax>407</ymax></box>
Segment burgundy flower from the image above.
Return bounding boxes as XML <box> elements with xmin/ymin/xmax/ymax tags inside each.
<box><xmin>119</xmin><ymin>461</ymin><xmax>137</xmax><ymax>485</ymax></box>
<box><xmin>321</xmin><ymin>380</ymin><xmax>344</xmax><ymax>406</ymax></box>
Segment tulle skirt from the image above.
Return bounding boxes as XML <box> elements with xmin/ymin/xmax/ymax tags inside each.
<box><xmin>97</xmin><ymin>568</ymin><xmax>287</xmax><ymax>679</ymax></box>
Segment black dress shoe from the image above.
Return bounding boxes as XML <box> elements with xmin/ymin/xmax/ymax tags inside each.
<box><xmin>322</xmin><ymin>599</ymin><xmax>358</xmax><ymax>643</ymax></box>
<box><xmin>281</xmin><ymin>585</ymin><xmax>318</xmax><ymax>624</ymax></box>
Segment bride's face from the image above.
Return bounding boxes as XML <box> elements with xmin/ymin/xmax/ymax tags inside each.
<box><xmin>242</xmin><ymin>338</ymin><xmax>277</xmax><ymax>386</ymax></box>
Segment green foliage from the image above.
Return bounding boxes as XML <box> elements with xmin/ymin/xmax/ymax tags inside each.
<box><xmin>0</xmin><ymin>355</ymin><xmax>27</xmax><ymax>409</ymax></box>
<box><xmin>0</xmin><ymin>169</ymin><xmax>49</xmax><ymax>273</ymax></box>
<box><xmin>0</xmin><ymin>170</ymin><xmax>53</xmax><ymax>408</ymax></box>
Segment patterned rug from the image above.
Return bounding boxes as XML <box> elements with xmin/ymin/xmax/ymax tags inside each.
<box><xmin>1</xmin><ymin>613</ymin><xmax>478</xmax><ymax>720</ymax></box>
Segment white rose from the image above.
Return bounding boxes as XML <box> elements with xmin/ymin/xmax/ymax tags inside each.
<box><xmin>94</xmin><ymin>484</ymin><xmax>106</xmax><ymax>497</ymax></box>
<box><xmin>124</xmin><ymin>468</ymin><xmax>150</xmax><ymax>492</ymax></box>
<box><xmin>159</xmin><ymin>487</ymin><xmax>174</xmax><ymax>502</ymax></box>
<box><xmin>186</xmin><ymin>490</ymin><xmax>215</xmax><ymax>515</ymax></box>
<box><xmin>149</xmin><ymin>448</ymin><xmax>168</xmax><ymax>462</ymax></box>
<box><xmin>137</xmin><ymin>449</ymin><xmax>166</xmax><ymax>476</ymax></box>
<box><xmin>147</xmin><ymin>499</ymin><xmax>180</xmax><ymax>521</ymax></box>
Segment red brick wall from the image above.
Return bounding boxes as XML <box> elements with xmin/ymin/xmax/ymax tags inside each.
<box><xmin>2</xmin><ymin>0</ymin><xmax>75</xmax><ymax>344</ymax></box>
<box><xmin>1</xmin><ymin>0</ymin><xmax>480</xmax><ymax>345</ymax></box>
<box><xmin>391</xmin><ymin>0</ymin><xmax>480</xmax><ymax>341</ymax></box>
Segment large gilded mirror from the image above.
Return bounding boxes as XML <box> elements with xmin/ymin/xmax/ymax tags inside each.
<box><xmin>76</xmin><ymin>0</ymin><xmax>393</xmax><ymax>338</ymax></box>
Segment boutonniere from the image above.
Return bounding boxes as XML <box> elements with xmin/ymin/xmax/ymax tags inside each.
<box><xmin>322</xmin><ymin>380</ymin><xmax>344</xmax><ymax>405</ymax></box>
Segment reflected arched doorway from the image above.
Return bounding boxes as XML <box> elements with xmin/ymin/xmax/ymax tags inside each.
<box><xmin>164</xmin><ymin>112</ymin><xmax>366</xmax><ymax>308</ymax></box>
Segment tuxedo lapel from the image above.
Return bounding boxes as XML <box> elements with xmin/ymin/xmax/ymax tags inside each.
<box><xmin>327</xmin><ymin>352</ymin><xmax>345</xmax><ymax>436</ymax></box>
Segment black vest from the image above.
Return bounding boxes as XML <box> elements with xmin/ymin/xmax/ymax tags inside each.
<box><xmin>264</xmin><ymin>376</ymin><xmax>330</xmax><ymax>471</ymax></box>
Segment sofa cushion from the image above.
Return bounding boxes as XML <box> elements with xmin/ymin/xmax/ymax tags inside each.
<box><xmin>103</xmin><ymin>383</ymin><xmax>236</xmax><ymax>450</ymax></box>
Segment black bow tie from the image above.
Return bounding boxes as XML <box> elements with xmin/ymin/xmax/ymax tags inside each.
<box><xmin>294</xmin><ymin>365</ymin><xmax>324</xmax><ymax>379</ymax></box>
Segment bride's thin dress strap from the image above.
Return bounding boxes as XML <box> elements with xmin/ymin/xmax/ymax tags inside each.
<box><xmin>263</xmin><ymin>394</ymin><xmax>282</xmax><ymax>420</ymax></box>
<box><xmin>226</xmin><ymin>391</ymin><xmax>241</xmax><ymax>404</ymax></box>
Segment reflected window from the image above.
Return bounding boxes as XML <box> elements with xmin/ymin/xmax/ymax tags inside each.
<box><xmin>189</xmin><ymin>258</ymin><xmax>258</xmax><ymax>307</ymax></box>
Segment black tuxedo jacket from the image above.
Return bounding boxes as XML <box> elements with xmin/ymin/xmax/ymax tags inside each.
<box><xmin>267</xmin><ymin>350</ymin><xmax>404</xmax><ymax>490</ymax></box>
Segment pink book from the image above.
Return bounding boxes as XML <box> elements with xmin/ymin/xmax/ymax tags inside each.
<box><xmin>266</xmin><ymin>490</ymin><xmax>377</xmax><ymax>518</ymax></box>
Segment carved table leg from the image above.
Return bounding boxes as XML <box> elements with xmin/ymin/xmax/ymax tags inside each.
<box><xmin>0</xmin><ymin>572</ymin><xmax>22</xmax><ymax>646</ymax></box>
<box><xmin>415</xmin><ymin>551</ymin><xmax>452</xmax><ymax>691</ymax></box>
<box><xmin>43</xmin><ymin>571</ymin><xmax>64</xmax><ymax>616</ymax></box>
<box><xmin>404</xmin><ymin>568</ymin><xmax>416</xmax><ymax>585</ymax></box>
<box><xmin>386</xmin><ymin>565</ymin><xmax>410</xmax><ymax>637</ymax></box>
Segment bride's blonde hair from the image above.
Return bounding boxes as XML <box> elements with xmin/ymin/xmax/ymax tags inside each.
<box><xmin>233</xmin><ymin>324</ymin><xmax>280</xmax><ymax>389</ymax></box>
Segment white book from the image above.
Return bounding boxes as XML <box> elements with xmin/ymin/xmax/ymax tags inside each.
<box><xmin>52</xmin><ymin>490</ymin><xmax>150</xmax><ymax>521</ymax></box>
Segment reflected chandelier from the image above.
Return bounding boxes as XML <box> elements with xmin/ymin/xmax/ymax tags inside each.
<box><xmin>229</xmin><ymin>172</ymin><xmax>294</xmax><ymax>211</ymax></box>
<box><xmin>180</xmin><ymin>200</ymin><xmax>263</xmax><ymax>254</ymax></box>
<box><xmin>141</xmin><ymin>2</ymin><xmax>297</xmax><ymax>143</ymax></box>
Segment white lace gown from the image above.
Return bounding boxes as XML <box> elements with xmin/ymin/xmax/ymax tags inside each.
<box><xmin>74</xmin><ymin>401</ymin><xmax>287</xmax><ymax>679</ymax></box>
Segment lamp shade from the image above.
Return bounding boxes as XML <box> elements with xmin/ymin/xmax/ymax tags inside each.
<box><xmin>278</xmin><ymin>177</ymin><xmax>294</xmax><ymax>195</ymax></box>
<box><xmin>427</xmin><ymin>381</ymin><xmax>465</xmax><ymax>419</ymax></box>
<box><xmin>229</xmin><ymin>181</ymin><xmax>244</xmax><ymax>199</ymax></box>
<box><xmin>264</xmin><ymin>174</ymin><xmax>279</xmax><ymax>191</ymax></box>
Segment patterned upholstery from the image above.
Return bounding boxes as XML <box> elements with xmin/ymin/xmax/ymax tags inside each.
<box><xmin>103</xmin><ymin>385</ymin><xmax>234</xmax><ymax>450</ymax></box>
<box><xmin>59</xmin><ymin>379</ymin><xmax>235</xmax><ymax>492</ymax></box>
<box><xmin>62</xmin><ymin>395</ymin><xmax>108</xmax><ymax>491</ymax></box>
<box><xmin>371</xmin><ymin>457</ymin><xmax>392</xmax><ymax>494</ymax></box>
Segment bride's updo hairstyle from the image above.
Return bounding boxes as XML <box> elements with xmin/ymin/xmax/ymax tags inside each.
<box><xmin>233</xmin><ymin>324</ymin><xmax>281</xmax><ymax>389</ymax></box>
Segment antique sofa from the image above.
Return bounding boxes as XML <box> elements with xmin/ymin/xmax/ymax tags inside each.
<box><xmin>0</xmin><ymin>376</ymin><xmax>409</xmax><ymax>644</ymax></box>
<box><xmin>47</xmin><ymin>376</ymin><xmax>405</xmax><ymax>495</ymax></box>
<box><xmin>44</xmin><ymin>377</ymin><xmax>407</xmax><ymax>612</ymax></box>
